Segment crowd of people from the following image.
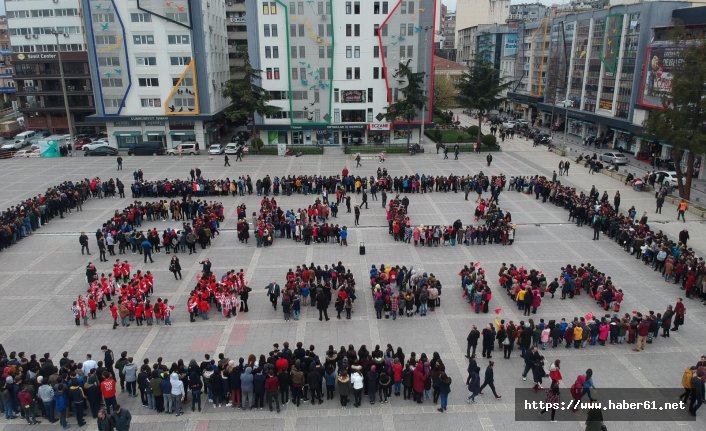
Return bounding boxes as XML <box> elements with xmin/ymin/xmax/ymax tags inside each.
<box><xmin>459</xmin><ymin>263</ymin><xmax>493</xmax><ymax>313</ymax></box>
<box><xmin>0</xmin><ymin>179</ymin><xmax>93</xmax><ymax>252</ymax></box>
<box><xmin>520</xmin><ymin>175</ymin><xmax>706</xmax><ymax>303</ymax></box>
<box><xmin>368</xmin><ymin>265</ymin><xmax>442</xmax><ymax>319</ymax></box>
<box><xmin>187</xmin><ymin>260</ymin><xmax>251</xmax><ymax>322</ymax></box>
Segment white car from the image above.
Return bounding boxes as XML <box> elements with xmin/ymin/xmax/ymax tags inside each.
<box><xmin>208</xmin><ymin>144</ymin><xmax>224</xmax><ymax>155</ymax></box>
<box><xmin>82</xmin><ymin>139</ymin><xmax>110</xmax><ymax>151</ymax></box>
<box><xmin>224</xmin><ymin>143</ymin><xmax>239</xmax><ymax>155</ymax></box>
<box><xmin>656</xmin><ymin>171</ymin><xmax>679</xmax><ymax>187</ymax></box>
<box><xmin>600</xmin><ymin>152</ymin><xmax>628</xmax><ymax>165</ymax></box>
<box><xmin>502</xmin><ymin>121</ymin><xmax>516</xmax><ymax>130</ymax></box>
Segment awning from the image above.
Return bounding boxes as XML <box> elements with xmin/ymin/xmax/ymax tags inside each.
<box><xmin>113</xmin><ymin>131</ymin><xmax>140</xmax><ymax>137</ymax></box>
<box><xmin>145</xmin><ymin>131</ymin><xmax>165</xmax><ymax>136</ymax></box>
<box><xmin>169</xmin><ymin>131</ymin><xmax>195</xmax><ymax>136</ymax></box>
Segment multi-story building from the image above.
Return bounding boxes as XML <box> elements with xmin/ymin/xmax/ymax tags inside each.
<box><xmin>6</xmin><ymin>0</ymin><xmax>99</xmax><ymax>134</ymax></box>
<box><xmin>457</xmin><ymin>23</ymin><xmax>518</xmax><ymax>67</ymax></box>
<box><xmin>248</xmin><ymin>0</ymin><xmax>437</xmax><ymax>147</ymax></box>
<box><xmin>455</xmin><ymin>0</ymin><xmax>510</xmax><ymax>50</ymax></box>
<box><xmin>514</xmin><ymin>1</ymin><xmax>690</xmax><ymax>157</ymax></box>
<box><xmin>81</xmin><ymin>0</ymin><xmax>231</xmax><ymax>149</ymax></box>
<box><xmin>508</xmin><ymin>3</ymin><xmax>548</xmax><ymax>22</ymax></box>
<box><xmin>0</xmin><ymin>16</ymin><xmax>16</xmax><ymax>107</ymax></box>
<box><xmin>226</xmin><ymin>0</ymin><xmax>248</xmax><ymax>78</ymax></box>
<box><xmin>439</xmin><ymin>4</ymin><xmax>456</xmax><ymax>58</ymax></box>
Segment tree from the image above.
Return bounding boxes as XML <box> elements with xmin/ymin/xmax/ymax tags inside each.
<box><xmin>383</xmin><ymin>59</ymin><xmax>428</xmax><ymax>149</ymax></box>
<box><xmin>433</xmin><ymin>75</ymin><xmax>457</xmax><ymax>112</ymax></box>
<box><xmin>456</xmin><ymin>53</ymin><xmax>512</xmax><ymax>145</ymax></box>
<box><xmin>645</xmin><ymin>42</ymin><xmax>706</xmax><ymax>200</ymax></box>
<box><xmin>222</xmin><ymin>54</ymin><xmax>280</xmax><ymax>127</ymax></box>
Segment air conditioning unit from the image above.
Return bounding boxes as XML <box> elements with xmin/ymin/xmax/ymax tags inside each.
<box><xmin>32</xmin><ymin>34</ymin><xmax>39</xmax><ymax>39</ymax></box>
<box><xmin>24</xmin><ymin>34</ymin><xmax>31</xmax><ymax>40</ymax></box>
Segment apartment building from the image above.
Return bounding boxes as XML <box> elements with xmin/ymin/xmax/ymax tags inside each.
<box><xmin>81</xmin><ymin>0</ymin><xmax>231</xmax><ymax>149</ymax></box>
<box><xmin>248</xmin><ymin>0</ymin><xmax>437</xmax><ymax>147</ymax></box>
<box><xmin>5</xmin><ymin>0</ymin><xmax>98</xmax><ymax>134</ymax></box>
<box><xmin>226</xmin><ymin>0</ymin><xmax>248</xmax><ymax>78</ymax></box>
<box><xmin>0</xmin><ymin>16</ymin><xmax>16</xmax><ymax>107</ymax></box>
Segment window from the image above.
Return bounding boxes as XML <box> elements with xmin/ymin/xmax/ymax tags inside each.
<box><xmin>165</xmin><ymin>12</ymin><xmax>188</xmax><ymax>23</ymax></box>
<box><xmin>299</xmin><ymin>46</ymin><xmax>305</xmax><ymax>57</ymax></box>
<box><xmin>173</xmin><ymin>98</ymin><xmax>195</xmax><ymax>108</ymax></box>
<box><xmin>273</xmin><ymin>46</ymin><xmax>279</xmax><ymax>59</ymax></box>
<box><xmin>354</xmin><ymin>25</ymin><xmax>360</xmax><ymax>37</ymax></box>
<box><xmin>93</xmin><ymin>13</ymin><xmax>115</xmax><ymax>23</ymax></box>
<box><xmin>98</xmin><ymin>57</ymin><xmax>120</xmax><ymax>66</ymax></box>
<box><xmin>319</xmin><ymin>46</ymin><xmax>325</xmax><ymax>59</ymax></box>
<box><xmin>408</xmin><ymin>24</ymin><xmax>414</xmax><ymax>36</ymax></box>
<box><xmin>346</xmin><ymin>46</ymin><xmax>352</xmax><ymax>58</ymax></box>
<box><xmin>374</xmin><ymin>24</ymin><xmax>379</xmax><ymax>36</ymax></box>
<box><xmin>319</xmin><ymin>67</ymin><xmax>326</xmax><ymax>80</ymax></box>
<box><xmin>346</xmin><ymin>68</ymin><xmax>352</xmax><ymax>80</ymax></box>
<box><xmin>346</xmin><ymin>25</ymin><xmax>352</xmax><ymax>37</ymax></box>
<box><xmin>354</xmin><ymin>47</ymin><xmax>360</xmax><ymax>58</ymax></box>
<box><xmin>354</xmin><ymin>1</ymin><xmax>360</xmax><ymax>14</ymax></box>
<box><xmin>104</xmin><ymin>98</ymin><xmax>122</xmax><ymax>108</ymax></box>
<box><xmin>327</xmin><ymin>46</ymin><xmax>332</xmax><ymax>58</ymax></box>
<box><xmin>318</xmin><ymin>1</ymin><xmax>324</xmax><ymax>14</ymax></box>
<box><xmin>274</xmin><ymin>68</ymin><xmax>280</xmax><ymax>80</ymax></box>
<box><xmin>136</xmin><ymin>56</ymin><xmax>157</xmax><ymax>66</ymax></box>
<box><xmin>291</xmin><ymin>46</ymin><xmax>297</xmax><ymax>59</ymax></box>
<box><xmin>138</xmin><ymin>77</ymin><xmax>159</xmax><ymax>87</ymax></box>
<box><xmin>334</xmin><ymin>109</ymin><xmax>340</xmax><ymax>123</ymax></box>
<box><xmin>292</xmin><ymin>68</ymin><xmax>298</xmax><ymax>80</ymax></box>
<box><xmin>172</xmin><ymin>77</ymin><xmax>193</xmax><ymax>86</ymax></box>
<box><xmin>95</xmin><ymin>35</ymin><xmax>117</xmax><ymax>45</ymax></box>
<box><xmin>271</xmin><ymin>24</ymin><xmax>278</xmax><ymax>37</ymax></box>
<box><xmin>334</xmin><ymin>89</ymin><xmax>339</xmax><ymax>102</ymax></box>
<box><xmin>290</xmin><ymin>24</ymin><xmax>297</xmax><ymax>37</ymax></box>
<box><xmin>382</xmin><ymin>1</ymin><xmax>388</xmax><ymax>13</ymax></box>
<box><xmin>300</xmin><ymin>67</ymin><xmax>306</xmax><ymax>79</ymax></box>
<box><xmin>265</xmin><ymin>46</ymin><xmax>272</xmax><ymax>58</ymax></box>
<box><xmin>31</xmin><ymin>9</ymin><xmax>54</xmax><ymax>17</ymax></box>
<box><xmin>373</xmin><ymin>46</ymin><xmax>379</xmax><ymax>58</ymax></box>
<box><xmin>373</xmin><ymin>67</ymin><xmax>379</xmax><ymax>79</ymax></box>
<box><xmin>367</xmin><ymin>108</ymin><xmax>373</xmax><ymax>123</ymax></box>
<box><xmin>271</xmin><ymin>2</ymin><xmax>277</xmax><ymax>14</ymax></box>
<box><xmin>101</xmin><ymin>78</ymin><xmax>123</xmax><ymax>87</ymax></box>
<box><xmin>133</xmin><ymin>35</ymin><xmax>154</xmax><ymax>45</ymax></box>
<box><xmin>298</xmin><ymin>24</ymin><xmax>304</xmax><ymax>37</ymax></box>
<box><xmin>345</xmin><ymin>1</ymin><xmax>351</xmax><ymax>14</ymax></box>
<box><xmin>297</xmin><ymin>1</ymin><xmax>304</xmax><ymax>14</ymax></box>
<box><xmin>407</xmin><ymin>45</ymin><xmax>413</xmax><ymax>58</ymax></box>
<box><xmin>408</xmin><ymin>1</ymin><xmax>414</xmax><ymax>14</ymax></box>
<box><xmin>141</xmin><ymin>98</ymin><xmax>161</xmax><ymax>108</ymax></box>
<box><xmin>368</xmin><ymin>88</ymin><xmax>373</xmax><ymax>102</ymax></box>
<box><xmin>55</xmin><ymin>8</ymin><xmax>79</xmax><ymax>17</ymax></box>
<box><xmin>130</xmin><ymin>12</ymin><xmax>151</xmax><ymax>22</ymax></box>
<box><xmin>170</xmin><ymin>56</ymin><xmax>191</xmax><ymax>66</ymax></box>
<box><xmin>264</xmin><ymin>25</ymin><xmax>270</xmax><ymax>37</ymax></box>
<box><xmin>374</xmin><ymin>1</ymin><xmax>380</xmax><ymax>14</ymax></box>
<box><xmin>167</xmin><ymin>35</ymin><xmax>190</xmax><ymax>45</ymax></box>
<box><xmin>400</xmin><ymin>45</ymin><xmax>406</xmax><ymax>58</ymax></box>
<box><xmin>401</xmin><ymin>1</ymin><xmax>407</xmax><ymax>14</ymax></box>
<box><xmin>354</xmin><ymin>67</ymin><xmax>360</xmax><ymax>79</ymax></box>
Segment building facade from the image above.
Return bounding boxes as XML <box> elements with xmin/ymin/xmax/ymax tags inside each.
<box><xmin>454</xmin><ymin>0</ymin><xmax>510</xmax><ymax>49</ymax></box>
<box><xmin>508</xmin><ymin>3</ymin><xmax>548</xmax><ymax>22</ymax></box>
<box><xmin>439</xmin><ymin>4</ymin><xmax>456</xmax><ymax>59</ymax></box>
<box><xmin>509</xmin><ymin>1</ymin><xmax>689</xmax><ymax>158</ymax></box>
<box><xmin>0</xmin><ymin>16</ymin><xmax>16</xmax><ymax>107</ymax></box>
<box><xmin>249</xmin><ymin>0</ymin><xmax>437</xmax><ymax>147</ymax></box>
<box><xmin>226</xmin><ymin>0</ymin><xmax>248</xmax><ymax>78</ymax></box>
<box><xmin>81</xmin><ymin>0</ymin><xmax>231</xmax><ymax>149</ymax></box>
<box><xmin>6</xmin><ymin>0</ymin><xmax>99</xmax><ymax>134</ymax></box>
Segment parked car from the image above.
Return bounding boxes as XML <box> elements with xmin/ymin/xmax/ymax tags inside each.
<box><xmin>3</xmin><ymin>130</ymin><xmax>36</xmax><ymax>150</ymax></box>
<box><xmin>74</xmin><ymin>136</ymin><xmax>93</xmax><ymax>150</ymax></box>
<box><xmin>600</xmin><ymin>152</ymin><xmax>629</xmax><ymax>165</ymax></box>
<box><xmin>502</xmin><ymin>120</ymin><xmax>516</xmax><ymax>130</ymax></box>
<box><xmin>13</xmin><ymin>147</ymin><xmax>39</xmax><ymax>158</ymax></box>
<box><xmin>656</xmin><ymin>170</ymin><xmax>679</xmax><ymax>187</ymax></box>
<box><xmin>224</xmin><ymin>142</ymin><xmax>239</xmax><ymax>155</ymax></box>
<box><xmin>167</xmin><ymin>142</ymin><xmax>200</xmax><ymax>155</ymax></box>
<box><xmin>208</xmin><ymin>144</ymin><xmax>224</xmax><ymax>155</ymax></box>
<box><xmin>85</xmin><ymin>146</ymin><xmax>119</xmax><ymax>156</ymax></box>
<box><xmin>127</xmin><ymin>141</ymin><xmax>166</xmax><ymax>156</ymax></box>
<box><xmin>230</xmin><ymin>131</ymin><xmax>250</xmax><ymax>143</ymax></box>
<box><xmin>516</xmin><ymin>119</ymin><xmax>529</xmax><ymax>127</ymax></box>
<box><xmin>82</xmin><ymin>139</ymin><xmax>110</xmax><ymax>151</ymax></box>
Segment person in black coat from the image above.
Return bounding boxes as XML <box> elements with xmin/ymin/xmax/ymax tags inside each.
<box><xmin>366</xmin><ymin>366</ymin><xmax>379</xmax><ymax>405</ymax></box>
<box><xmin>253</xmin><ymin>369</ymin><xmax>266</xmax><ymax>409</ymax></box>
<box><xmin>307</xmin><ymin>364</ymin><xmax>323</xmax><ymax>404</ymax></box>
<box><xmin>522</xmin><ymin>347</ymin><xmax>539</xmax><ymax>380</ymax></box>
<box><xmin>466</xmin><ymin>325</ymin><xmax>480</xmax><ymax>358</ymax></box>
<box><xmin>466</xmin><ymin>357</ymin><xmax>480</xmax><ymax>385</ymax></box>
<box><xmin>481</xmin><ymin>324</ymin><xmax>495</xmax><ymax>358</ymax></box>
<box><xmin>479</xmin><ymin>361</ymin><xmax>501</xmax><ymax>399</ymax></box>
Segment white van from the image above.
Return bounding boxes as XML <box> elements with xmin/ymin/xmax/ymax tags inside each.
<box><xmin>9</xmin><ymin>131</ymin><xmax>36</xmax><ymax>149</ymax></box>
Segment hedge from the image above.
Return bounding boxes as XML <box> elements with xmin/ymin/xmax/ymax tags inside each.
<box><xmin>344</xmin><ymin>145</ymin><xmax>409</xmax><ymax>154</ymax></box>
<box><xmin>257</xmin><ymin>145</ymin><xmax>324</xmax><ymax>155</ymax></box>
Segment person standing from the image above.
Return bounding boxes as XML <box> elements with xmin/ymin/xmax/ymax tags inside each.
<box><xmin>354</xmin><ymin>205</ymin><xmax>360</xmax><ymax>226</ymax></box>
<box><xmin>679</xmin><ymin>229</ymin><xmax>690</xmax><ymax>246</ymax></box>
<box><xmin>337</xmin><ymin>370</ymin><xmax>351</xmax><ymax>408</ymax></box>
<box><xmin>673</xmin><ymin>298</ymin><xmax>686</xmax><ymax>331</ymax></box>
<box><xmin>170</xmin><ymin>373</ymin><xmax>185</xmax><ymax>416</ymax></box>
<box><xmin>79</xmin><ymin>232</ymin><xmax>90</xmax><ymax>255</ymax></box>
<box><xmin>437</xmin><ymin>372</ymin><xmax>451</xmax><ymax>413</ymax></box>
<box><xmin>466</xmin><ymin>325</ymin><xmax>480</xmax><ymax>358</ymax></box>
<box><xmin>479</xmin><ymin>361</ymin><xmax>501</xmax><ymax>399</ymax></box>
<box><xmin>351</xmin><ymin>368</ymin><xmax>364</xmax><ymax>407</ymax></box>
<box><xmin>689</xmin><ymin>370</ymin><xmax>704</xmax><ymax>416</ymax></box>
<box><xmin>169</xmin><ymin>256</ymin><xmax>182</xmax><ymax>280</ymax></box>
<box><xmin>117</xmin><ymin>156</ymin><xmax>123</xmax><ymax>171</ymax></box>
<box><xmin>678</xmin><ymin>199</ymin><xmax>688</xmax><ymax>222</ymax></box>
<box><xmin>100</xmin><ymin>372</ymin><xmax>118</xmax><ymax>414</ymax></box>
<box><xmin>110</xmin><ymin>405</ymin><xmax>131</xmax><ymax>431</ymax></box>
<box><xmin>487</xmin><ymin>154</ymin><xmax>493</xmax><ymax>166</ymax></box>
<box><xmin>141</xmin><ymin>238</ymin><xmax>154</xmax><ymax>263</ymax></box>
<box><xmin>68</xmin><ymin>379</ymin><xmax>87</xmax><ymax>426</ymax></box>
<box><xmin>96</xmin><ymin>409</ymin><xmax>112</xmax><ymax>431</ymax></box>
<box><xmin>613</xmin><ymin>191</ymin><xmax>621</xmax><ymax>214</ymax></box>
<box><xmin>466</xmin><ymin>366</ymin><xmax>480</xmax><ymax>403</ymax></box>
<box><xmin>224</xmin><ymin>154</ymin><xmax>230</xmax><ymax>167</ymax></box>
<box><xmin>481</xmin><ymin>323</ymin><xmax>495</xmax><ymax>358</ymax></box>
<box><xmin>264</xmin><ymin>369</ymin><xmax>280</xmax><ymax>413</ymax></box>
<box><xmin>540</xmin><ymin>382</ymin><xmax>560</xmax><ymax>423</ymax></box>
<box><xmin>558</xmin><ymin>161</ymin><xmax>564</xmax><ymax>176</ymax></box>
<box><xmin>563</xmin><ymin>160</ymin><xmax>570</xmax><ymax>175</ymax></box>
<box><xmin>55</xmin><ymin>384</ymin><xmax>69</xmax><ymax>429</ymax></box>
<box><xmin>267</xmin><ymin>281</ymin><xmax>280</xmax><ymax>311</ymax></box>
<box><xmin>443</xmin><ymin>146</ymin><xmax>449</xmax><ymax>159</ymax></box>
<box><xmin>355</xmin><ymin>153</ymin><xmax>362</xmax><ymax>168</ymax></box>
<box><xmin>454</xmin><ymin>144</ymin><xmax>459</xmax><ymax>160</ymax></box>
<box><xmin>317</xmin><ymin>288</ymin><xmax>330</xmax><ymax>321</ymax></box>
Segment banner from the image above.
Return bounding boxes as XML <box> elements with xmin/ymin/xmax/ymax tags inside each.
<box><xmin>503</xmin><ymin>33</ymin><xmax>518</xmax><ymax>57</ymax></box>
<box><xmin>38</xmin><ymin>139</ymin><xmax>60</xmax><ymax>158</ymax></box>
<box><xmin>639</xmin><ymin>45</ymin><xmax>687</xmax><ymax>109</ymax></box>
<box><xmin>601</xmin><ymin>14</ymin><xmax>623</xmax><ymax>74</ymax></box>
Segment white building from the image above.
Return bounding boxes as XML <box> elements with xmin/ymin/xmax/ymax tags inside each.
<box><xmin>81</xmin><ymin>0</ymin><xmax>231</xmax><ymax>149</ymax></box>
<box><xmin>454</xmin><ymin>0</ymin><xmax>510</xmax><ymax>50</ymax></box>
<box><xmin>248</xmin><ymin>0</ymin><xmax>437</xmax><ymax>146</ymax></box>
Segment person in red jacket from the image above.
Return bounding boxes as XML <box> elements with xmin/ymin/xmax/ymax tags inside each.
<box><xmin>264</xmin><ymin>369</ymin><xmax>280</xmax><ymax>413</ymax></box>
<box><xmin>275</xmin><ymin>355</ymin><xmax>289</xmax><ymax>374</ymax></box>
<box><xmin>412</xmin><ymin>362</ymin><xmax>426</xmax><ymax>403</ymax></box>
<box><xmin>110</xmin><ymin>302</ymin><xmax>118</xmax><ymax>330</ymax></box>
<box><xmin>634</xmin><ymin>316</ymin><xmax>652</xmax><ymax>352</ymax></box>
<box><xmin>198</xmin><ymin>299</ymin><xmax>210</xmax><ymax>320</ymax></box>
<box><xmin>548</xmin><ymin>359</ymin><xmax>562</xmax><ymax>385</ymax></box>
<box><xmin>100</xmin><ymin>372</ymin><xmax>118</xmax><ymax>413</ymax></box>
<box><xmin>673</xmin><ymin>297</ymin><xmax>686</xmax><ymax>331</ymax></box>
<box><xmin>392</xmin><ymin>358</ymin><xmax>403</xmax><ymax>396</ymax></box>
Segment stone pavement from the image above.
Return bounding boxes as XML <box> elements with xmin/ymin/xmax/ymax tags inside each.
<box><xmin>0</xmin><ymin>143</ymin><xmax>704</xmax><ymax>431</ymax></box>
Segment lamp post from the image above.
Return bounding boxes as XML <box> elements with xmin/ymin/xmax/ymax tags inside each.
<box><xmin>420</xmin><ymin>26</ymin><xmax>430</xmax><ymax>146</ymax></box>
<box><xmin>52</xmin><ymin>29</ymin><xmax>75</xmax><ymax>147</ymax></box>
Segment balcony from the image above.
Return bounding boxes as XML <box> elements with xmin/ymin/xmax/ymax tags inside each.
<box><xmin>0</xmin><ymin>86</ymin><xmax>16</xmax><ymax>94</ymax></box>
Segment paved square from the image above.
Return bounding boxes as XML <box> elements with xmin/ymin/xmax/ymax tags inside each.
<box><xmin>0</xmin><ymin>128</ymin><xmax>704</xmax><ymax>431</ymax></box>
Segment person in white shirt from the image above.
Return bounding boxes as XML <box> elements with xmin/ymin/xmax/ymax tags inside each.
<box><xmin>82</xmin><ymin>354</ymin><xmax>98</xmax><ymax>375</ymax></box>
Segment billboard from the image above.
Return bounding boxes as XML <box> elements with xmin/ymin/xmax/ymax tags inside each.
<box><xmin>38</xmin><ymin>139</ymin><xmax>60</xmax><ymax>158</ymax></box>
<box><xmin>503</xmin><ymin>33</ymin><xmax>518</xmax><ymax>57</ymax></box>
<box><xmin>639</xmin><ymin>45</ymin><xmax>686</xmax><ymax>109</ymax></box>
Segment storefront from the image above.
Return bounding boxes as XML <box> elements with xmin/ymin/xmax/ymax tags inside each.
<box><xmin>613</xmin><ymin>130</ymin><xmax>637</xmax><ymax>154</ymax></box>
<box><xmin>367</xmin><ymin>123</ymin><xmax>391</xmax><ymax>145</ymax></box>
<box><xmin>114</xmin><ymin>131</ymin><xmax>142</xmax><ymax>149</ymax></box>
<box><xmin>144</xmin><ymin>131</ymin><xmax>166</xmax><ymax>146</ymax></box>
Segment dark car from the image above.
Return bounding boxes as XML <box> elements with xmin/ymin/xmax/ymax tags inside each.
<box><xmin>127</xmin><ymin>141</ymin><xmax>165</xmax><ymax>156</ymax></box>
<box><xmin>231</xmin><ymin>131</ymin><xmax>250</xmax><ymax>143</ymax></box>
<box><xmin>84</xmin><ymin>146</ymin><xmax>119</xmax><ymax>156</ymax></box>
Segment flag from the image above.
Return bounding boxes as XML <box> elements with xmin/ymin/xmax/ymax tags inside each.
<box><xmin>494</xmin><ymin>308</ymin><xmax>502</xmax><ymax>315</ymax></box>
<box><xmin>474</xmin><ymin>262</ymin><xmax>481</xmax><ymax>267</ymax></box>
<box><xmin>585</xmin><ymin>312</ymin><xmax>593</xmax><ymax>321</ymax></box>
<box><xmin>631</xmin><ymin>310</ymin><xmax>638</xmax><ymax>315</ymax></box>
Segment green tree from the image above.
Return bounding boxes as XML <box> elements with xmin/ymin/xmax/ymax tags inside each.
<box><xmin>456</xmin><ymin>54</ymin><xmax>512</xmax><ymax>145</ymax></box>
<box><xmin>433</xmin><ymin>75</ymin><xmax>457</xmax><ymax>112</ymax></box>
<box><xmin>222</xmin><ymin>55</ymin><xmax>280</xmax><ymax>127</ymax></box>
<box><xmin>383</xmin><ymin>59</ymin><xmax>428</xmax><ymax>149</ymax></box>
<box><xmin>645</xmin><ymin>43</ymin><xmax>706</xmax><ymax>200</ymax></box>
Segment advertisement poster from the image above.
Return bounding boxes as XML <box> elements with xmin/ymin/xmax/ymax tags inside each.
<box><xmin>503</xmin><ymin>33</ymin><xmax>518</xmax><ymax>57</ymax></box>
<box><xmin>38</xmin><ymin>139</ymin><xmax>60</xmax><ymax>158</ymax></box>
<box><xmin>639</xmin><ymin>45</ymin><xmax>686</xmax><ymax>109</ymax></box>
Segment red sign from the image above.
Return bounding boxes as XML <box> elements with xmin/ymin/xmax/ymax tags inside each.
<box><xmin>368</xmin><ymin>123</ymin><xmax>390</xmax><ymax>131</ymax></box>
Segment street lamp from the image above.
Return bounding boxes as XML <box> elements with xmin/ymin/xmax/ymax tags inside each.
<box><xmin>561</xmin><ymin>99</ymin><xmax>573</xmax><ymax>145</ymax></box>
<box><xmin>51</xmin><ymin>29</ymin><xmax>75</xmax><ymax>146</ymax></box>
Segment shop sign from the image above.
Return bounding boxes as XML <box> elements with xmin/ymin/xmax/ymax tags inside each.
<box><xmin>368</xmin><ymin>123</ymin><xmax>391</xmax><ymax>131</ymax></box>
<box><xmin>341</xmin><ymin>90</ymin><xmax>365</xmax><ymax>103</ymax></box>
<box><xmin>599</xmin><ymin>100</ymin><xmax>613</xmax><ymax>111</ymax></box>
